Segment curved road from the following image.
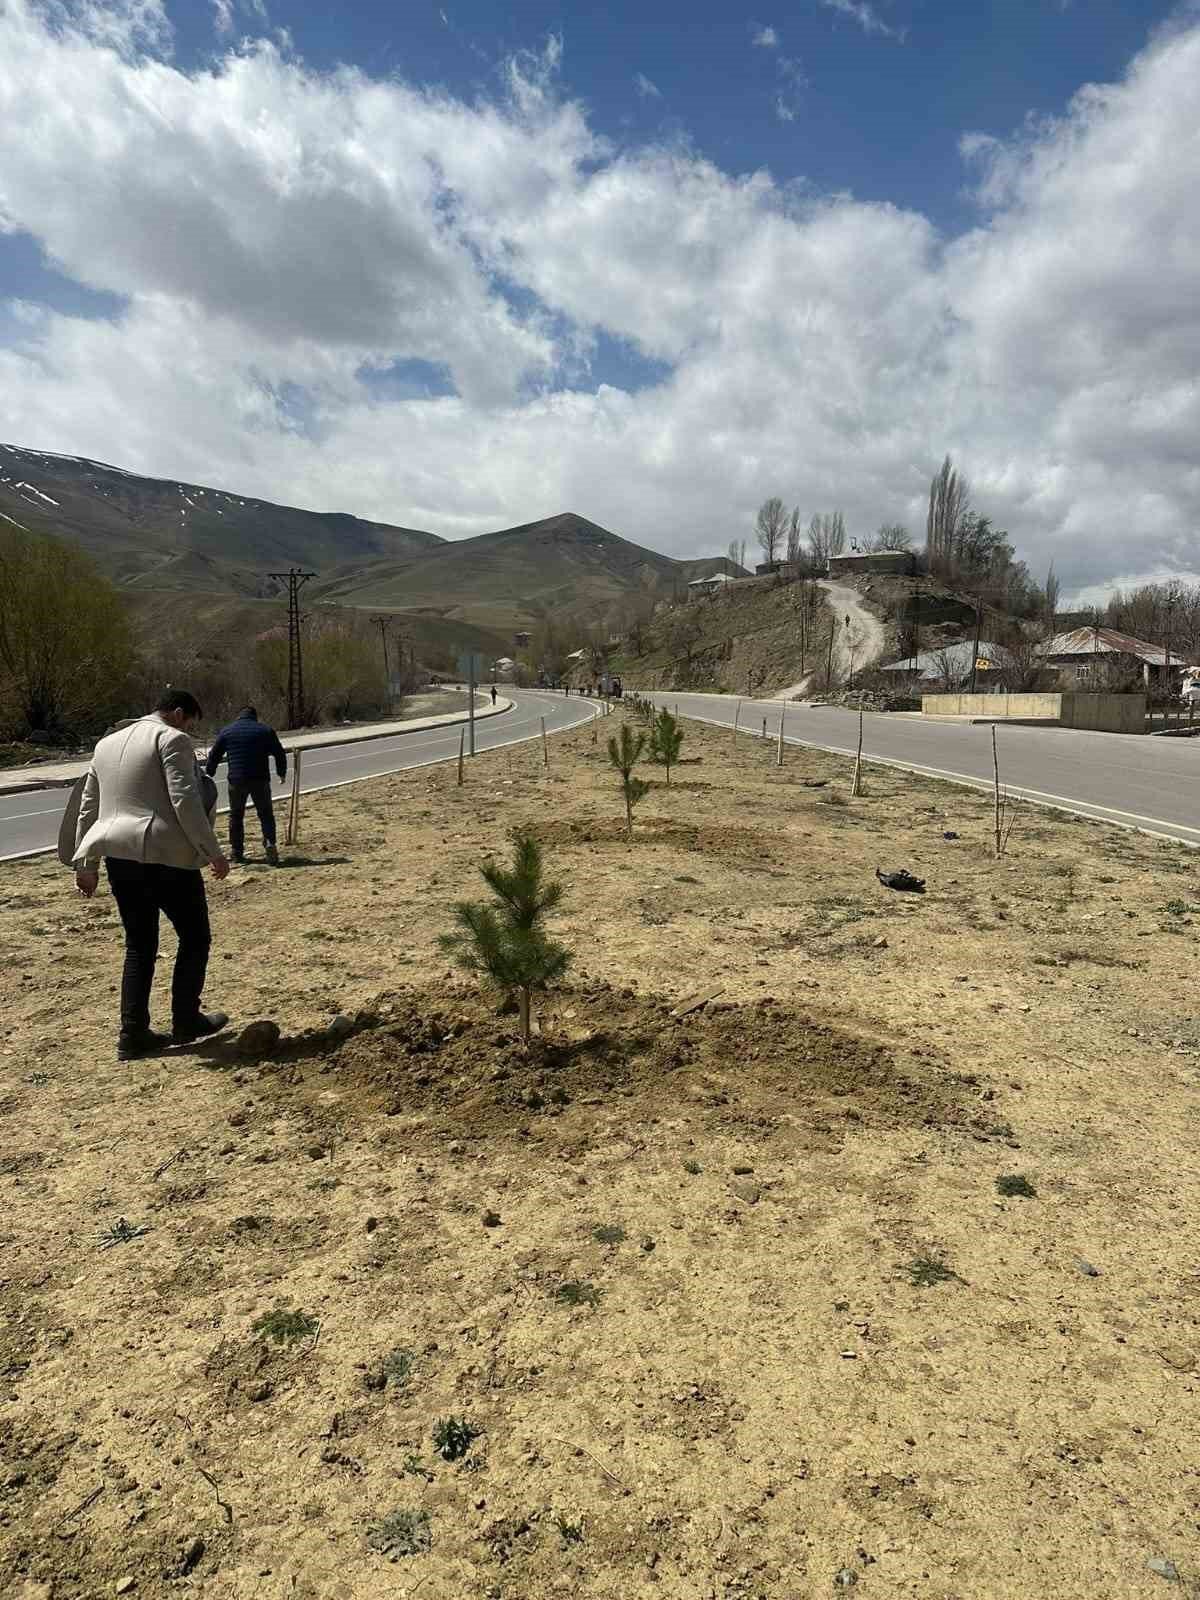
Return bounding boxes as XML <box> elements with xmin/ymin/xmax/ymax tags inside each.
<box><xmin>0</xmin><ymin>689</ymin><xmax>602</xmax><ymax>863</ymax></box>
<box><xmin>645</xmin><ymin>691</ymin><xmax>1200</xmax><ymax>846</ymax></box>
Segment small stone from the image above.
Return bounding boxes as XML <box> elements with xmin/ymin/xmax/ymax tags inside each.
<box><xmin>731</xmin><ymin>1182</ymin><xmax>760</xmax><ymax>1205</ymax></box>
<box><xmin>365</xmin><ymin>1216</ymin><xmax>378</xmax><ymax>1234</ymax></box>
<box><xmin>363</xmin><ymin>1368</ymin><xmax>387</xmax><ymax>1392</ymax></box>
<box><xmin>247</xmin><ymin>1380</ymin><xmax>273</xmax><ymax>1402</ymax></box>
<box><xmin>327</xmin><ymin>1014</ymin><xmax>355</xmax><ymax>1040</ymax></box>
<box><xmin>732</xmin><ymin>1165</ymin><xmax>754</xmax><ymax>1175</ymax></box>
<box><xmin>115</xmin><ymin>1580</ymin><xmax>136</xmax><ymax>1596</ymax></box>
<box><xmin>235</xmin><ymin>1020</ymin><xmax>281</xmax><ymax>1058</ymax></box>
<box><xmin>1074</xmin><ymin>1258</ymin><xmax>1100</xmax><ymax>1277</ymax></box>
<box><xmin>834</xmin><ymin>1570</ymin><xmax>859</xmax><ymax>1589</ymax></box>
<box><xmin>872</xmin><ymin>936</ymin><xmax>888</xmax><ymax>949</ymax></box>
<box><xmin>1147</xmin><ymin>1557</ymin><xmax>1180</xmax><ymax>1581</ymax></box>
<box><xmin>448</xmin><ymin>1141</ymin><xmax>465</xmax><ymax>1156</ymax></box>
<box><xmin>305</xmin><ymin>1143</ymin><xmax>327</xmax><ymax>1160</ymax></box>
<box><xmin>482</xmin><ymin>1209</ymin><xmax>502</xmax><ymax>1228</ymax></box>
<box><xmin>641</xmin><ymin>1237</ymin><xmax>656</xmax><ymax>1252</ymax></box>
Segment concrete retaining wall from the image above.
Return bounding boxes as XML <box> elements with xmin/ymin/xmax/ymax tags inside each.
<box><xmin>922</xmin><ymin>692</ymin><xmax>1146</xmax><ymax>733</ymax></box>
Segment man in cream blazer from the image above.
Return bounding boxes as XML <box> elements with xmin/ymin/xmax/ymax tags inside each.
<box><xmin>74</xmin><ymin>688</ymin><xmax>231</xmax><ymax>1059</ymax></box>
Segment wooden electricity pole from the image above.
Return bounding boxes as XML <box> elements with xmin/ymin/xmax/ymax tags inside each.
<box><xmin>371</xmin><ymin>615</ymin><xmax>391</xmax><ymax>685</ymax></box>
<box><xmin>269</xmin><ymin>568</ymin><xmax>316</xmax><ymax>729</ymax></box>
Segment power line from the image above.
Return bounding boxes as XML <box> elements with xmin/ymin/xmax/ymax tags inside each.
<box><xmin>268</xmin><ymin>568</ymin><xmax>316</xmax><ymax>729</ymax></box>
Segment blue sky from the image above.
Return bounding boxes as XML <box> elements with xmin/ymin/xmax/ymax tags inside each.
<box><xmin>0</xmin><ymin>0</ymin><xmax>1197</xmax><ymax>597</ymax></box>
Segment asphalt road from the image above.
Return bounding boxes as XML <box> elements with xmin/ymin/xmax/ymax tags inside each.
<box><xmin>0</xmin><ymin>689</ymin><xmax>602</xmax><ymax>862</ymax></box>
<box><xmin>644</xmin><ymin>691</ymin><xmax>1200</xmax><ymax>845</ymax></box>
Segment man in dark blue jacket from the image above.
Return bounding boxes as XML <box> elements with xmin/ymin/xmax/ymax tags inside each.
<box><xmin>205</xmin><ymin>706</ymin><xmax>287</xmax><ymax>866</ymax></box>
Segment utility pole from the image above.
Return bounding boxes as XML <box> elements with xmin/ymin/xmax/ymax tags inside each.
<box><xmin>845</xmin><ymin>613</ymin><xmax>854</xmax><ymax>689</ymax></box>
<box><xmin>371</xmin><ymin>616</ymin><xmax>391</xmax><ymax>685</ymax></box>
<box><xmin>911</xmin><ymin>589</ymin><xmax>921</xmax><ymax>688</ymax></box>
<box><xmin>969</xmin><ymin>597</ymin><xmax>983</xmax><ymax>694</ymax></box>
<box><xmin>269</xmin><ymin>567</ymin><xmax>316</xmax><ymax>729</ymax></box>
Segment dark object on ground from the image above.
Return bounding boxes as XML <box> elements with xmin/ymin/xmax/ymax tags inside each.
<box><xmin>236</xmin><ymin>1019</ymin><xmax>281</xmax><ymax>1058</ymax></box>
<box><xmin>943</xmin><ymin>830</ymin><xmax>960</xmax><ymax>840</ymax></box>
<box><xmin>1074</xmin><ymin>1257</ymin><xmax>1101</xmax><ymax>1277</ymax></box>
<box><xmin>173</xmin><ymin>1009</ymin><xmax>229</xmax><ymax>1044</ymax></box>
<box><xmin>876</xmin><ymin>868</ymin><xmax>926</xmax><ymax>893</ymax></box>
<box><xmin>802</xmin><ymin>779</ymin><xmax>829</xmax><ymax>788</ymax></box>
<box><xmin>996</xmin><ymin>1173</ymin><xmax>1037</xmax><ymax>1198</ymax></box>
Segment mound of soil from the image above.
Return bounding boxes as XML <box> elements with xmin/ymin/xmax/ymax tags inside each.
<box><xmin>266</xmin><ymin>984</ymin><xmax>970</xmax><ymax>1156</ymax></box>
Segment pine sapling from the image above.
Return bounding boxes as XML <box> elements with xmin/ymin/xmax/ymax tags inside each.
<box><xmin>438</xmin><ymin>829</ymin><xmax>571</xmax><ymax>1046</ymax></box>
<box><xmin>608</xmin><ymin>723</ymin><xmax>649</xmax><ymax>838</ymax></box>
<box><xmin>648</xmin><ymin>707</ymin><xmax>685</xmax><ymax>785</ymax></box>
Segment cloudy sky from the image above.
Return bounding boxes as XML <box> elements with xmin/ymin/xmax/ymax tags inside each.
<box><xmin>0</xmin><ymin>0</ymin><xmax>1197</xmax><ymax>600</ymax></box>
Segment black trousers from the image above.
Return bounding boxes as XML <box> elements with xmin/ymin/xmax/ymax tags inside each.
<box><xmin>228</xmin><ymin>778</ymin><xmax>277</xmax><ymax>856</ymax></box>
<box><xmin>105</xmin><ymin>858</ymin><xmax>211</xmax><ymax>1035</ymax></box>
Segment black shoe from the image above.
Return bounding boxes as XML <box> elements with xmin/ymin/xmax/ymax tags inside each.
<box><xmin>118</xmin><ymin>1028</ymin><xmax>172</xmax><ymax>1061</ymax></box>
<box><xmin>264</xmin><ymin>843</ymin><xmax>279</xmax><ymax>866</ymax></box>
<box><xmin>172</xmin><ymin>1011</ymin><xmax>229</xmax><ymax>1045</ymax></box>
<box><xmin>231</xmin><ymin>855</ymin><xmax>246</xmax><ymax>866</ymax></box>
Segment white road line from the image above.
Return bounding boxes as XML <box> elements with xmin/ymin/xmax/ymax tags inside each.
<box><xmin>656</xmin><ymin>701</ymin><xmax>1200</xmax><ymax>847</ymax></box>
<box><xmin>1</xmin><ymin>806</ymin><xmax>64</xmax><ymax>821</ymax></box>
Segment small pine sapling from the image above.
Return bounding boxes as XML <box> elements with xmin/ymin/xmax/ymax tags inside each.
<box><xmin>439</xmin><ymin>829</ymin><xmax>572</xmax><ymax>1046</ymax></box>
<box><xmin>607</xmin><ymin>723</ymin><xmax>649</xmax><ymax>838</ymax></box>
<box><xmin>649</xmin><ymin>708</ymin><xmax>685</xmax><ymax>785</ymax></box>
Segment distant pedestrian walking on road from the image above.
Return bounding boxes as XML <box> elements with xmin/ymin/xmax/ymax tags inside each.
<box><xmin>72</xmin><ymin>689</ymin><xmax>230</xmax><ymax>1060</ymax></box>
<box><xmin>205</xmin><ymin>705</ymin><xmax>287</xmax><ymax>866</ymax></box>
<box><xmin>490</xmin><ymin>684</ymin><xmax>498</xmax><ymax>706</ymax></box>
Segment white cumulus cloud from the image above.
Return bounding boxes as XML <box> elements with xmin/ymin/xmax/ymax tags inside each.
<box><xmin>0</xmin><ymin>0</ymin><xmax>1197</xmax><ymax>597</ymax></box>
<box><xmin>818</xmin><ymin>0</ymin><xmax>906</xmax><ymax>42</ymax></box>
<box><xmin>634</xmin><ymin>71</ymin><xmax>661</xmax><ymax>98</ymax></box>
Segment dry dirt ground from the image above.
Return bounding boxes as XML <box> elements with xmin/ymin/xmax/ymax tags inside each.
<box><xmin>2</xmin><ymin>712</ymin><xmax>1199</xmax><ymax>1600</ymax></box>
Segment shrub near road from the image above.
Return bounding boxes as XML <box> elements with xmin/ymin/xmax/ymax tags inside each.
<box><xmin>1</xmin><ymin>714</ymin><xmax>1198</xmax><ymax>1598</ymax></box>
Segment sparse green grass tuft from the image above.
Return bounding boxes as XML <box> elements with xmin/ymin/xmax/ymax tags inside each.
<box><xmin>432</xmin><ymin>1416</ymin><xmax>478</xmax><ymax>1461</ymax></box>
<box><xmin>401</xmin><ymin>1454</ymin><xmax>433</xmax><ymax>1481</ymax></box>
<box><xmin>905</xmin><ymin>1255</ymin><xmax>959</xmax><ymax>1287</ymax></box>
<box><xmin>592</xmin><ymin>1224</ymin><xmax>626</xmax><ymax>1244</ymax></box>
<box><xmin>556</xmin><ymin>1515</ymin><xmax>585</xmax><ymax>1545</ymax></box>
<box><xmin>682</xmin><ymin>1159</ymin><xmax>702</xmax><ymax>1175</ymax></box>
<box><xmin>996</xmin><ymin>1173</ymin><xmax>1037</xmax><ymax>1198</ymax></box>
<box><xmin>366</xmin><ymin>1507</ymin><xmax>432</xmax><ymax>1560</ymax></box>
<box><xmin>252</xmin><ymin>1308</ymin><xmax>317</xmax><ymax>1345</ymax></box>
<box><xmin>382</xmin><ymin>1347</ymin><xmax>415</xmax><ymax>1387</ymax></box>
<box><xmin>556</xmin><ymin>1281</ymin><xmax>601</xmax><ymax>1307</ymax></box>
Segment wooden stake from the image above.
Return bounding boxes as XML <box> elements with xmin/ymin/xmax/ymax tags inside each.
<box><xmin>992</xmin><ymin>725</ymin><xmax>1002</xmax><ymax>858</ymax></box>
<box><xmin>285</xmin><ymin>749</ymin><xmax>302</xmax><ymax>846</ymax></box>
<box><xmin>457</xmin><ymin>726</ymin><xmax>465</xmax><ymax>786</ymax></box>
<box><xmin>776</xmin><ymin>704</ymin><xmax>785</xmax><ymax>766</ymax></box>
<box><xmin>541</xmin><ymin>716</ymin><xmax>549</xmax><ymax>768</ymax></box>
<box><xmin>851</xmin><ymin>706</ymin><xmax>864</xmax><ymax>797</ymax></box>
<box><xmin>732</xmin><ymin>699</ymin><xmax>741</xmax><ymax>745</ymax></box>
<box><xmin>761</xmin><ymin>717</ymin><xmax>767</xmax><ymax>740</ymax></box>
